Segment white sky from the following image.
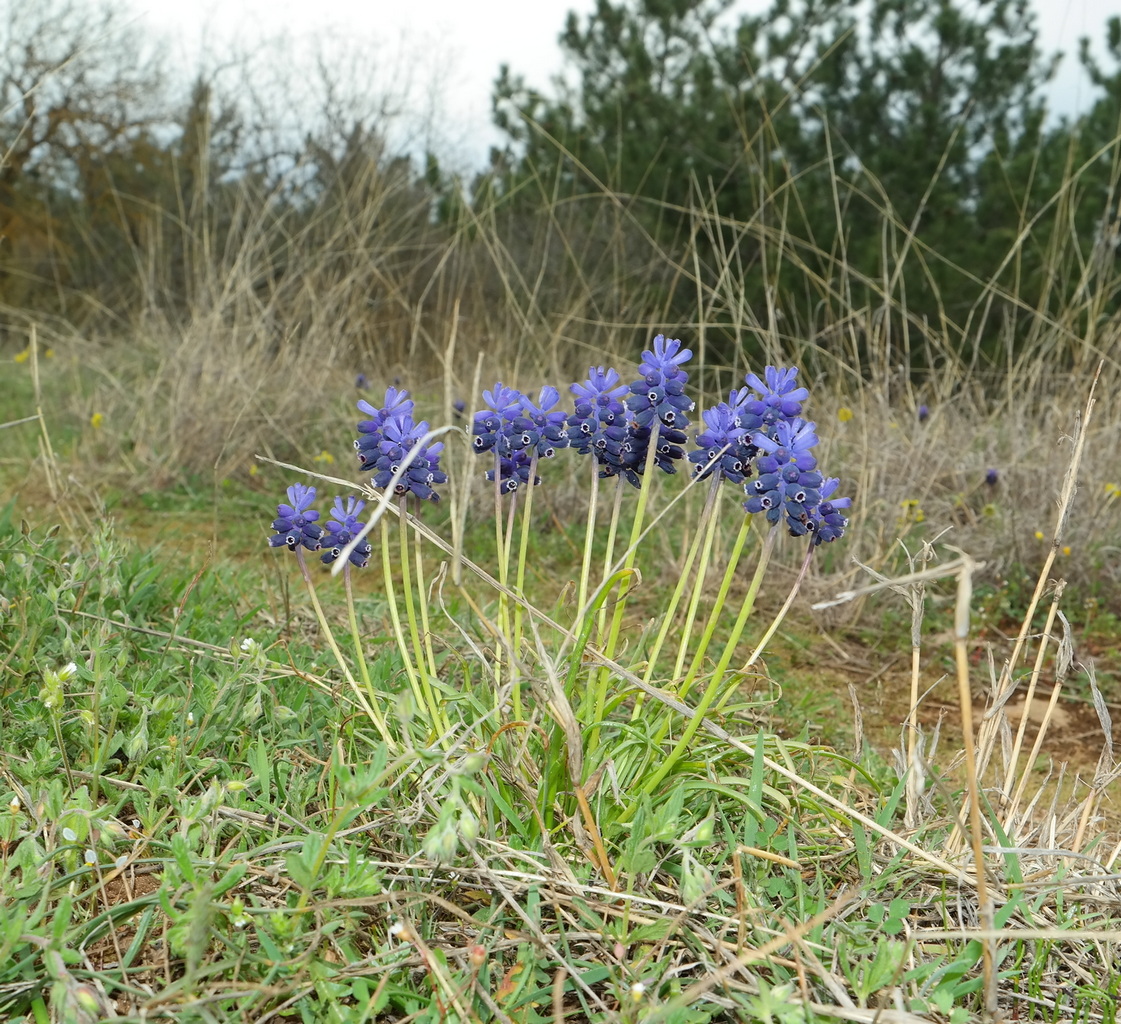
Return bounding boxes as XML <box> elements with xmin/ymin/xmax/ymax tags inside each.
<box><xmin>134</xmin><ymin>0</ymin><xmax>1119</xmax><ymax>170</ymax></box>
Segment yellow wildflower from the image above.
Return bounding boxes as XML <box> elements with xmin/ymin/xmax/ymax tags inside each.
<box><xmin>13</xmin><ymin>348</ymin><xmax>30</xmax><ymax>363</ymax></box>
<box><xmin>44</xmin><ymin>348</ymin><xmax>55</xmax><ymax>359</ymax></box>
<box><xmin>898</xmin><ymin>499</ymin><xmax>925</xmax><ymax>526</ymax></box>
<box><xmin>1105</xmin><ymin>483</ymin><xmax>1121</xmax><ymax>499</ymax></box>
<box><xmin>1033</xmin><ymin>530</ymin><xmax>1044</xmax><ymax>541</ymax></box>
<box><xmin>248</xmin><ymin>464</ymin><xmax>259</xmax><ymax>477</ymax></box>
<box><xmin>837</xmin><ymin>406</ymin><xmax>854</xmax><ymax>423</ymax></box>
<box><xmin>90</xmin><ymin>412</ymin><xmax>104</xmax><ymax>430</ymax></box>
<box><xmin>1062</xmin><ymin>545</ymin><xmax>1071</xmax><ymax>557</ymax></box>
<box><xmin>314</xmin><ymin>450</ymin><xmax>335</xmax><ymax>465</ymax></box>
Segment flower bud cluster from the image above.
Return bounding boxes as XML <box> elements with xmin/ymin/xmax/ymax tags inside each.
<box><xmin>472</xmin><ymin>384</ymin><xmax>570</xmax><ymax>492</ymax></box>
<box><xmin>355</xmin><ymin>387</ymin><xmax>447</xmax><ymax>502</ymax></box>
<box><xmin>320</xmin><ymin>496</ymin><xmax>372</xmax><ymax>568</ymax></box>
<box><xmin>562</xmin><ymin>336</ymin><xmax>693</xmax><ymax>487</ymax></box>
<box><xmin>268</xmin><ymin>483</ymin><xmax>323</xmax><ymax>552</ymax></box>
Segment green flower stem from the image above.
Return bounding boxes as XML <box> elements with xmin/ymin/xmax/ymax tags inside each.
<box><xmin>597</xmin><ymin>477</ymin><xmax>625</xmax><ymax>639</ymax></box>
<box><xmin>589</xmin><ymin>427</ymin><xmax>661</xmax><ymax>754</ymax></box>
<box><xmin>671</xmin><ymin>510</ymin><xmax>722</xmax><ymax>682</ymax></box>
<box><xmin>397</xmin><ymin>500</ymin><xmax>449</xmax><ymax>740</ymax></box>
<box><xmin>576</xmin><ymin>461</ymin><xmax>600</xmax><ymax>617</ymax></box>
<box><xmin>743</xmin><ymin>537</ymin><xmax>815</xmax><ymax>668</ymax></box>
<box><xmin>669</xmin><ymin>479</ymin><xmax>723</xmax><ymax>681</ymax></box>
<box><xmin>492</xmin><ymin>449</ymin><xmax>509</xmax><ymax>693</ymax></box>
<box><xmin>380</xmin><ymin>518</ymin><xmax>426</xmax><ymax>732</ymax></box>
<box><xmin>630</xmin><ymin>478</ymin><xmax>720</xmax><ymax>720</ymax></box>
<box><xmin>678</xmin><ymin>512</ymin><xmax>755</xmax><ymax>702</ymax></box>
<box><xmin>510</xmin><ymin>453</ymin><xmax>540</xmax><ymax>718</ymax></box>
<box><xmin>342</xmin><ymin>562</ymin><xmax>398</xmax><ymax>747</ymax></box>
<box><xmin>639</xmin><ymin>510</ymin><xmax>755</xmax><ymax>761</ymax></box>
<box><xmin>583</xmin><ymin>477</ymin><xmax>623</xmax><ymax>737</ymax></box>
<box><xmin>635</xmin><ymin>523</ymin><xmax>778</xmax><ymax>803</ymax></box>
<box><xmin>407</xmin><ymin>504</ymin><xmax>439</xmax><ymax>681</ymax></box>
<box><xmin>297</xmin><ymin>548</ymin><xmax>395</xmax><ymax>750</ymax></box>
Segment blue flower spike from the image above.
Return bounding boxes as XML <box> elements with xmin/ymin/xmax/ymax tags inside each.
<box><xmin>519</xmin><ymin>386</ymin><xmax>570</xmax><ymax>458</ymax></box>
<box><xmin>689</xmin><ymin>402</ymin><xmax>758</xmax><ymax>484</ymax></box>
<box><xmin>809</xmin><ymin>478</ymin><xmax>852</xmax><ymax>545</ymax></box>
<box><xmin>269</xmin><ymin>483</ymin><xmax>323</xmax><ymax>552</ymax></box>
<box><xmin>742</xmin><ymin>366</ymin><xmax>810</xmax><ymax>425</ymax></box>
<box><xmin>354</xmin><ymin>387</ymin><xmax>447</xmax><ymax>502</ymax></box>
<box><xmin>568</xmin><ymin>366</ymin><xmax>629</xmax><ymax>458</ymax></box>
<box><xmin>471</xmin><ymin>383</ymin><xmax>524</xmax><ymax>457</ymax></box>
<box><xmin>320</xmin><ymin>496</ymin><xmax>372</xmax><ymax>568</ymax></box>
<box><xmin>627</xmin><ymin>335</ymin><xmax>695</xmax><ymax>430</ymax></box>
<box><xmin>472</xmin><ymin>382</ymin><xmax>565</xmax><ymax>492</ymax></box>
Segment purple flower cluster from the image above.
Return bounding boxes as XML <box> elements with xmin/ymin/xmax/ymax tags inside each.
<box><xmin>268</xmin><ymin>483</ymin><xmax>323</xmax><ymax>552</ymax></box>
<box><xmin>678</xmin><ymin>365</ymin><xmax>850</xmax><ymax>544</ymax></box>
<box><xmin>731</xmin><ymin>371</ymin><xmax>850</xmax><ymax>544</ymax></box>
<box><xmin>268</xmin><ymin>486</ymin><xmax>377</xmax><ymax>567</ymax></box>
<box><xmin>556</xmin><ymin>336</ymin><xmax>693</xmax><ymax>488</ymax></box>
<box><xmin>471</xmin><ymin>384</ymin><xmax>570</xmax><ymax>493</ymax></box>
<box><xmin>268</xmin><ymin>339</ymin><xmax>852</xmax><ymax>559</ymax></box>
<box><xmin>320</xmin><ymin>496</ymin><xmax>372</xmax><ymax>568</ymax></box>
<box><xmin>355</xmin><ymin>387</ymin><xmax>447</xmax><ymax>502</ymax></box>
<box><xmin>468</xmin><ymin>343</ymin><xmax>849</xmax><ymax>544</ymax></box>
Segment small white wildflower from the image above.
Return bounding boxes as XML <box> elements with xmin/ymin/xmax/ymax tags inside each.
<box><xmin>8</xmin><ymin>795</ymin><xmax>19</xmax><ymax>813</ymax></box>
<box><xmin>186</xmin><ymin>712</ymin><xmax>195</xmax><ymax>726</ymax></box>
<box><xmin>58</xmin><ymin>662</ymin><xmax>79</xmax><ymax>681</ymax></box>
<box><xmin>630</xmin><ymin>981</ymin><xmax>647</xmax><ymax>1000</ymax></box>
<box><xmin>114</xmin><ymin>855</ymin><xmax>128</xmax><ymax>870</ymax></box>
<box><xmin>62</xmin><ymin>826</ymin><xmax>78</xmax><ymax>842</ymax></box>
<box><xmin>240</xmin><ymin>638</ymin><xmax>259</xmax><ymax>654</ymax></box>
<box><xmin>84</xmin><ymin>849</ymin><xmax>97</xmax><ymax>866</ymax></box>
<box><xmin>229</xmin><ymin>897</ymin><xmax>250</xmax><ymax>929</ymax></box>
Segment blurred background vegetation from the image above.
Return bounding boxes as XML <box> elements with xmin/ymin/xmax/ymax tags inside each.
<box><xmin>4</xmin><ymin>0</ymin><xmax>1118</xmax><ymax>367</ymax></box>
<box><xmin>2</xmin><ymin>0</ymin><xmax>1119</xmax><ymax>604</ymax></box>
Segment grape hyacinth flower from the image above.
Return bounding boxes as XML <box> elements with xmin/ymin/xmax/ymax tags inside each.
<box><xmin>354</xmin><ymin>387</ymin><xmax>446</xmax><ymax>502</ymax></box>
<box><xmin>807</xmin><ymin>478</ymin><xmax>851</xmax><ymax>545</ymax></box>
<box><xmin>518</xmin><ymin>386</ymin><xmax>570</xmax><ymax>459</ymax></box>
<box><xmin>627</xmin><ymin>334</ymin><xmax>695</xmax><ymax>430</ymax></box>
<box><xmin>569</xmin><ymin>366</ymin><xmax>629</xmax><ymax>457</ymax></box>
<box><xmin>688</xmin><ymin>401</ymin><xmax>758</xmax><ymax>484</ymax></box>
<box><xmin>740</xmin><ymin>366</ymin><xmax>809</xmax><ymax>426</ymax></box>
<box><xmin>375</xmin><ymin>417</ymin><xmax>447</xmax><ymax>502</ymax></box>
<box><xmin>320</xmin><ymin>496</ymin><xmax>372</xmax><ymax>568</ymax></box>
<box><xmin>918</xmin><ymin>404</ymin><xmax>929</xmax><ymax>423</ymax></box>
<box><xmin>268</xmin><ymin>483</ymin><xmax>323</xmax><ymax>552</ymax></box>
<box><xmin>471</xmin><ymin>383</ymin><xmax>524</xmax><ymax>458</ymax></box>
<box><xmin>472</xmin><ymin>382</ymin><xmax>556</xmax><ymax>493</ymax></box>
<box><xmin>573</xmin><ymin>336</ymin><xmax>690</xmax><ymax>487</ymax></box>
<box><xmin>744</xmin><ymin>419</ymin><xmax>825</xmax><ymax>535</ymax></box>
<box><xmin>985</xmin><ymin>468</ymin><xmax>999</xmax><ymax>487</ymax></box>
<box><xmin>354</xmin><ymin>386</ymin><xmax>415</xmax><ymax>472</ymax></box>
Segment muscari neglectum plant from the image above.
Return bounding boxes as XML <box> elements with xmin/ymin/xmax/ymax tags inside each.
<box><xmin>267</xmin><ymin>335</ymin><xmax>850</xmax><ymax>856</ymax></box>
